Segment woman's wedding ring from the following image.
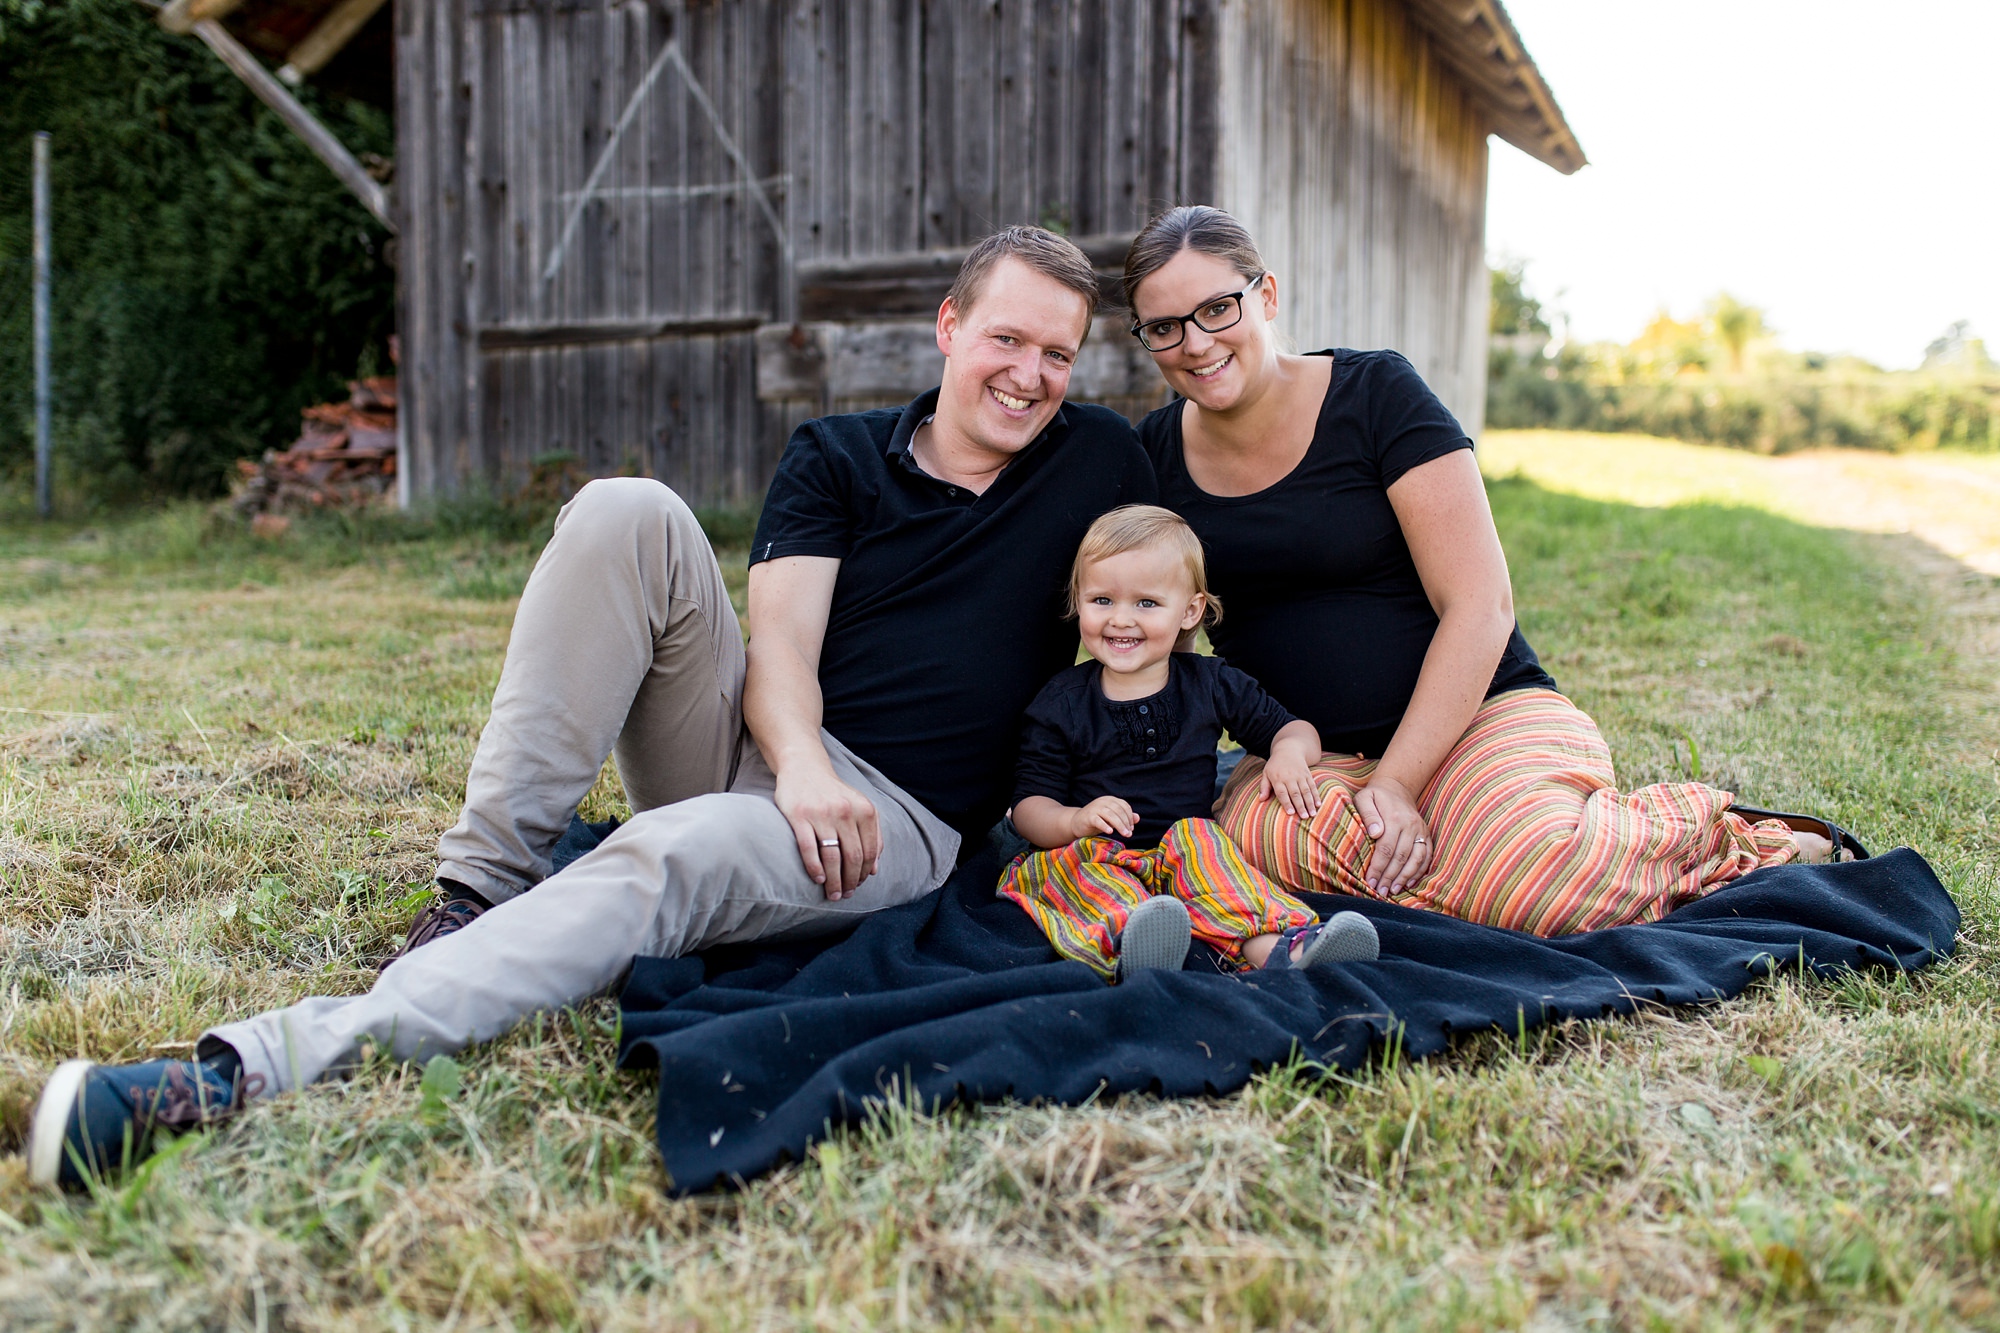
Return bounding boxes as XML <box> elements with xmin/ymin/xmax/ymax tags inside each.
<box><xmin>1413</xmin><ymin>835</ymin><xmax>1428</xmax><ymax>845</ymax></box>
<box><xmin>819</xmin><ymin>838</ymin><xmax>841</xmax><ymax>847</ymax></box>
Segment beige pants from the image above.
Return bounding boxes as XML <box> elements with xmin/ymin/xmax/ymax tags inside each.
<box><xmin>206</xmin><ymin>479</ymin><xmax>960</xmax><ymax>1094</ymax></box>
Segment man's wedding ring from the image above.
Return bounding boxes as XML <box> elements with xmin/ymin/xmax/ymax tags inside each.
<box><xmin>1413</xmin><ymin>836</ymin><xmax>1427</xmax><ymax>844</ymax></box>
<box><xmin>819</xmin><ymin>838</ymin><xmax>841</xmax><ymax>846</ymax></box>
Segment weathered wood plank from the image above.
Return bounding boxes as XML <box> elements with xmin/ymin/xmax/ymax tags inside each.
<box><xmin>479</xmin><ymin>314</ymin><xmax>766</xmax><ymax>349</ymax></box>
<box><xmin>1178</xmin><ymin>0</ymin><xmax>1219</xmax><ymax>204</ymax></box>
<box><xmin>754</xmin><ymin>319</ymin><xmax>1158</xmax><ymax>402</ymax></box>
<box><xmin>796</xmin><ymin>232</ymin><xmax>1132</xmax><ymax>321</ymax></box>
<box><xmin>279</xmin><ymin>0</ymin><xmax>391</xmax><ymax>84</ymax></box>
<box><xmin>187</xmin><ymin>17</ymin><xmax>394</xmax><ymax>229</ymax></box>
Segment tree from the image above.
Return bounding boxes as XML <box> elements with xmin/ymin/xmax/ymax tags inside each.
<box><xmin>0</xmin><ymin>0</ymin><xmax>394</xmax><ymax>501</ymax></box>
<box><xmin>1706</xmin><ymin>294</ymin><xmax>1767</xmax><ymax>375</ymax></box>
<box><xmin>1630</xmin><ymin>311</ymin><xmax>1708</xmax><ymax>375</ymax></box>
<box><xmin>1490</xmin><ymin>260</ymin><xmax>1551</xmax><ymax>339</ymax></box>
<box><xmin>1922</xmin><ymin>321</ymin><xmax>1997</xmax><ymax>375</ymax></box>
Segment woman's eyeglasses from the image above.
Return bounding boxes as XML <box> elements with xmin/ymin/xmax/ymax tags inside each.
<box><xmin>1129</xmin><ymin>277</ymin><xmax>1265</xmax><ymax>352</ymax></box>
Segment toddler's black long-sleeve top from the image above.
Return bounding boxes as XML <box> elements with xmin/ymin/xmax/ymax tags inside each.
<box><xmin>1012</xmin><ymin>652</ymin><xmax>1295</xmax><ymax>848</ymax></box>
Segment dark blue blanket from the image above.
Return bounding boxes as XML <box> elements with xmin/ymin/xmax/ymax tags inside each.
<box><xmin>609</xmin><ymin>834</ymin><xmax>1956</xmax><ymax>1195</ymax></box>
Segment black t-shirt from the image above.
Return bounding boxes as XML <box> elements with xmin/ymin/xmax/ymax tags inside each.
<box><xmin>751</xmin><ymin>390</ymin><xmax>1157</xmax><ymax>838</ymax></box>
<box><xmin>1013</xmin><ymin>653</ymin><xmax>1296</xmax><ymax>848</ymax></box>
<box><xmin>1139</xmin><ymin>349</ymin><xmax>1555</xmax><ymax>757</ymax></box>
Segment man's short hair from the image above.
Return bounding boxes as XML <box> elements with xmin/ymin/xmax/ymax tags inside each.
<box><xmin>944</xmin><ymin>226</ymin><xmax>1100</xmax><ymax>323</ymax></box>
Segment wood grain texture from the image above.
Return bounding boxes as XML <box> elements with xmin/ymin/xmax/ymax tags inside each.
<box><xmin>401</xmin><ymin>0</ymin><xmax>1515</xmax><ymax>503</ymax></box>
<box><xmin>1211</xmin><ymin>0</ymin><xmax>1492</xmax><ymax>433</ymax></box>
<box><xmin>189</xmin><ymin>17</ymin><xmax>394</xmax><ymax>227</ymax></box>
<box><xmin>279</xmin><ymin>0</ymin><xmax>391</xmax><ymax>81</ymax></box>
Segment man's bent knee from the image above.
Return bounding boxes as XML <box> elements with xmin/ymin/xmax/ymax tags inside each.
<box><xmin>555</xmin><ymin>476</ymin><xmax>705</xmax><ymax>542</ymax></box>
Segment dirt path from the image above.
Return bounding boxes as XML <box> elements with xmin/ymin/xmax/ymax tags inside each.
<box><xmin>1769</xmin><ymin>450</ymin><xmax>2000</xmax><ymax>578</ymax></box>
<box><xmin>1481</xmin><ymin>431</ymin><xmax>2000</xmax><ymax>577</ymax></box>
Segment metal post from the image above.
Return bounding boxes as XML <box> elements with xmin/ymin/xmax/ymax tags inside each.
<box><xmin>32</xmin><ymin>132</ymin><xmax>52</xmax><ymax>519</ymax></box>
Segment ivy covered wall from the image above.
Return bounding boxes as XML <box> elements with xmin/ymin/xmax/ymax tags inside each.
<box><xmin>0</xmin><ymin>0</ymin><xmax>394</xmax><ymax>504</ymax></box>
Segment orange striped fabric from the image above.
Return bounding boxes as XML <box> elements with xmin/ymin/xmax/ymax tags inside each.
<box><xmin>998</xmin><ymin>817</ymin><xmax>1317</xmax><ymax>979</ymax></box>
<box><xmin>1218</xmin><ymin>688</ymin><xmax>1799</xmax><ymax>937</ymax></box>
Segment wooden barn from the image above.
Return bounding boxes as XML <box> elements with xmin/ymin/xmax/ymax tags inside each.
<box><xmin>156</xmin><ymin>0</ymin><xmax>1582</xmax><ymax>508</ymax></box>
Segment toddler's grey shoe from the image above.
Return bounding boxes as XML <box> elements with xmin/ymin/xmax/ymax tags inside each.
<box><xmin>1298</xmin><ymin>910</ymin><xmax>1379</xmax><ymax>967</ymax></box>
<box><xmin>1264</xmin><ymin>911</ymin><xmax>1379</xmax><ymax>971</ymax></box>
<box><xmin>1114</xmin><ymin>895</ymin><xmax>1192</xmax><ymax>981</ymax></box>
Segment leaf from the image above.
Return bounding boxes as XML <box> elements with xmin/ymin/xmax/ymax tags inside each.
<box><xmin>1746</xmin><ymin>1054</ymin><xmax>1784</xmax><ymax>1085</ymax></box>
<box><xmin>418</xmin><ymin>1054</ymin><xmax>462</xmax><ymax>1124</ymax></box>
<box><xmin>1674</xmin><ymin>725</ymin><xmax>1704</xmax><ymax>781</ymax></box>
<box><xmin>1678</xmin><ymin>1101</ymin><xmax>1718</xmax><ymax>1134</ymax></box>
<box><xmin>392</xmin><ymin>886</ymin><xmax>434</xmax><ymax>914</ymax></box>
<box><xmin>1762</xmin><ymin>1242</ymin><xmax>1814</xmax><ymax>1292</ymax></box>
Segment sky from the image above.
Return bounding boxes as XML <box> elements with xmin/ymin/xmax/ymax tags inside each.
<box><xmin>1484</xmin><ymin>1</ymin><xmax>1999</xmax><ymax>369</ymax></box>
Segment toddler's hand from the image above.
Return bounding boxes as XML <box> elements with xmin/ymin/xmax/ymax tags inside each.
<box><xmin>1075</xmin><ymin>795</ymin><xmax>1138</xmax><ymax>841</ymax></box>
<box><xmin>1259</xmin><ymin>756</ymin><xmax>1321</xmax><ymax>820</ymax></box>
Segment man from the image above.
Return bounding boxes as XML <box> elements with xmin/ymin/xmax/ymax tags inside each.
<box><xmin>27</xmin><ymin>226</ymin><xmax>1156</xmax><ymax>1187</ymax></box>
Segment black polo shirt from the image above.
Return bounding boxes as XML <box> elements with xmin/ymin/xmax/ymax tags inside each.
<box><xmin>750</xmin><ymin>390</ymin><xmax>1157</xmax><ymax>839</ymax></box>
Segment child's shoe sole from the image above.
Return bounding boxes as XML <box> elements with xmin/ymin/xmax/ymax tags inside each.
<box><xmin>1116</xmin><ymin>896</ymin><xmax>1192</xmax><ymax>979</ymax></box>
<box><xmin>1296</xmin><ymin>911</ymin><xmax>1379</xmax><ymax>968</ymax></box>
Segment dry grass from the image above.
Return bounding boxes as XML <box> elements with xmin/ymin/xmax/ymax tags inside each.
<box><xmin>0</xmin><ymin>452</ymin><xmax>1996</xmax><ymax>1330</ymax></box>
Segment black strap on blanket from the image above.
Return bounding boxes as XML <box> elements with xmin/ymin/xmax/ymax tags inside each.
<box><xmin>603</xmin><ymin>829</ymin><xmax>1955</xmax><ymax>1196</ymax></box>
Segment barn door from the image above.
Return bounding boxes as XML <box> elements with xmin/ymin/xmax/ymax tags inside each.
<box><xmin>403</xmin><ymin>0</ymin><xmax>788</xmax><ymax>505</ymax></box>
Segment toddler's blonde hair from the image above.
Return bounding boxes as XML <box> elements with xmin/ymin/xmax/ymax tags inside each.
<box><xmin>1067</xmin><ymin>505</ymin><xmax>1223</xmax><ymax>646</ymax></box>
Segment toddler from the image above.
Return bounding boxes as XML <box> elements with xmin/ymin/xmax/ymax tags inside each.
<box><xmin>1001</xmin><ymin>505</ymin><xmax>1378</xmax><ymax>981</ymax></box>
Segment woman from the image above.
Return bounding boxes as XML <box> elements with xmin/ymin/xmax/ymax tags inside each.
<box><xmin>1121</xmin><ymin>206</ymin><xmax>1847</xmax><ymax>935</ymax></box>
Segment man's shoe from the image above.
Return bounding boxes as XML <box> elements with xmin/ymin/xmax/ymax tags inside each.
<box><xmin>381</xmin><ymin>883</ymin><xmax>488</xmax><ymax>970</ymax></box>
<box><xmin>27</xmin><ymin>1058</ymin><xmax>262</xmax><ymax>1189</ymax></box>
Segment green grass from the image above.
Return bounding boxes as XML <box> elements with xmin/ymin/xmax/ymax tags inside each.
<box><xmin>0</xmin><ymin>451</ymin><xmax>1996</xmax><ymax>1329</ymax></box>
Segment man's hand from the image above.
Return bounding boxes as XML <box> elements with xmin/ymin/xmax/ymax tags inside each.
<box><xmin>1258</xmin><ymin>722</ymin><xmax>1323</xmax><ymax>820</ymax></box>
<box><xmin>745</xmin><ymin>554</ymin><xmax>883</xmax><ymax>901</ymax></box>
<box><xmin>1073</xmin><ymin>794</ymin><xmax>1138</xmax><ymax>842</ymax></box>
<box><xmin>773</xmin><ymin>760</ymin><xmax>882</xmax><ymax>901</ymax></box>
<box><xmin>1354</xmin><ymin>774</ymin><xmax>1430</xmax><ymax>896</ymax></box>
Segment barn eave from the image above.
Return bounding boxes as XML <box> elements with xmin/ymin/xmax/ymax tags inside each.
<box><xmin>1405</xmin><ymin>0</ymin><xmax>1587</xmax><ymax>174</ymax></box>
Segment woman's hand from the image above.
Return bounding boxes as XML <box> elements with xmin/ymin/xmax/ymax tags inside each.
<box><xmin>1354</xmin><ymin>775</ymin><xmax>1430</xmax><ymax>896</ymax></box>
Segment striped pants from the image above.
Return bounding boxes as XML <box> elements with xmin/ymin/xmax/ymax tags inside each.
<box><xmin>1219</xmin><ymin>687</ymin><xmax>1799</xmax><ymax>937</ymax></box>
<box><xmin>998</xmin><ymin>817</ymin><xmax>1317</xmax><ymax>979</ymax></box>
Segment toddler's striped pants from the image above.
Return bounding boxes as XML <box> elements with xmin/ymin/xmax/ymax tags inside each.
<box><xmin>998</xmin><ymin>817</ymin><xmax>1316</xmax><ymax>979</ymax></box>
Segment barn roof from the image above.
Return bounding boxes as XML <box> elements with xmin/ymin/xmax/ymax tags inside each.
<box><xmin>153</xmin><ymin>0</ymin><xmax>391</xmax><ymax>108</ymax></box>
<box><xmin>1406</xmin><ymin>0</ymin><xmax>1586</xmax><ymax>173</ymax></box>
<box><xmin>153</xmin><ymin>0</ymin><xmax>1585</xmax><ymax>176</ymax></box>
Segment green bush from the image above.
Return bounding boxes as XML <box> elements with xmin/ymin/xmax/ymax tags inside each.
<box><xmin>0</xmin><ymin>0</ymin><xmax>394</xmax><ymax>506</ymax></box>
<box><xmin>1488</xmin><ymin>356</ymin><xmax>2000</xmax><ymax>454</ymax></box>
<box><xmin>1486</xmin><ymin>265</ymin><xmax>2000</xmax><ymax>454</ymax></box>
